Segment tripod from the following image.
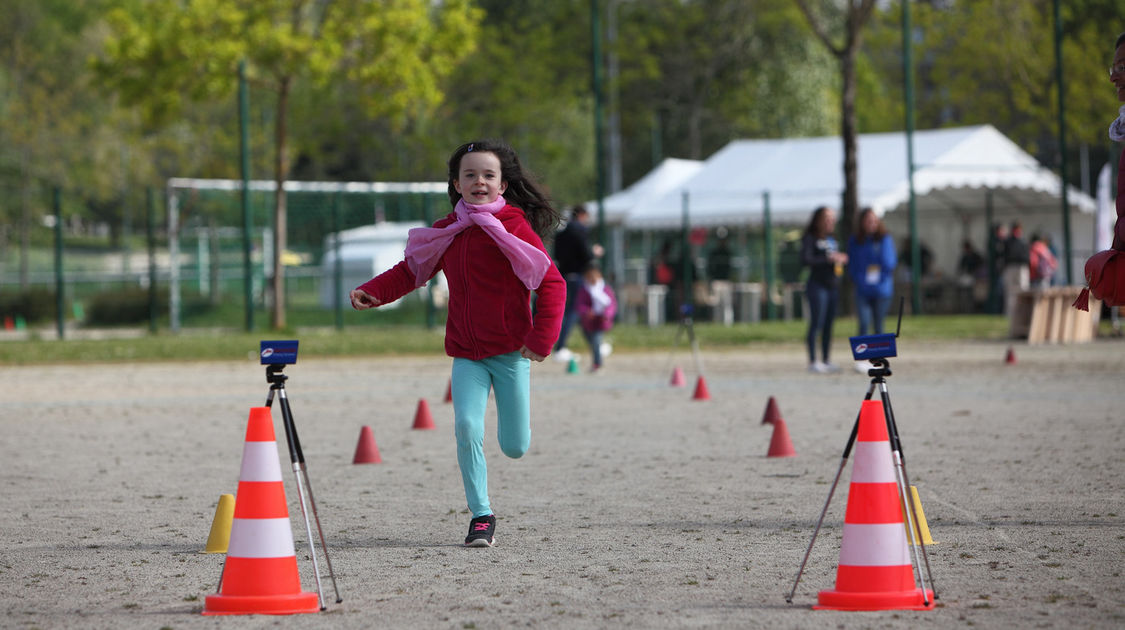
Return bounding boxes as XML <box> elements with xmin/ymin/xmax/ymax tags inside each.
<box><xmin>785</xmin><ymin>357</ymin><xmax>937</xmax><ymax>606</ymax></box>
<box><xmin>264</xmin><ymin>364</ymin><xmax>342</xmax><ymax>610</ymax></box>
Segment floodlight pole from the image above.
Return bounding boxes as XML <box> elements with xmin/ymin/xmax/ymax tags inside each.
<box><xmin>591</xmin><ymin>0</ymin><xmax>607</xmax><ymax>269</ymax></box>
<box><xmin>53</xmin><ymin>187</ymin><xmax>65</xmax><ymax>340</ymax></box>
<box><xmin>146</xmin><ymin>187</ymin><xmax>158</xmax><ymax>333</ymax></box>
<box><xmin>902</xmin><ymin>0</ymin><xmax>921</xmax><ymax>315</ymax></box>
<box><xmin>239</xmin><ymin>59</ymin><xmax>255</xmax><ymax>332</ymax></box>
<box><xmin>1053</xmin><ymin>0</ymin><xmax>1073</xmax><ymax>283</ymax></box>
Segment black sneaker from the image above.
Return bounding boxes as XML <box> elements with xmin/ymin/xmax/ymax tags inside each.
<box><xmin>464</xmin><ymin>514</ymin><xmax>496</xmax><ymax>547</ymax></box>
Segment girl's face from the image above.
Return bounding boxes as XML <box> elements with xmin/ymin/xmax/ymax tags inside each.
<box><xmin>819</xmin><ymin>209</ymin><xmax>837</xmax><ymax>234</ymax></box>
<box><xmin>1112</xmin><ymin>43</ymin><xmax>1125</xmax><ymax>103</ymax></box>
<box><xmin>454</xmin><ymin>151</ymin><xmax>507</xmax><ymax>204</ymax></box>
<box><xmin>861</xmin><ymin>211</ymin><xmax>878</xmax><ymax>234</ymax></box>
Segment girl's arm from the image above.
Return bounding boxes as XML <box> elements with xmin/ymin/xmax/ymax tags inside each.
<box><xmin>352</xmin><ymin>214</ymin><xmax>455</xmax><ymax>310</ymax></box>
<box><xmin>604</xmin><ymin>286</ymin><xmax>618</xmax><ymax>323</ymax></box>
<box><xmin>883</xmin><ymin>235</ymin><xmax>898</xmax><ymax>271</ymax></box>
<box><xmin>510</xmin><ymin>220</ymin><xmax>565</xmax><ymax>357</ymax></box>
<box><xmin>351</xmin><ymin>259</ymin><xmax>427</xmax><ymax>309</ymax></box>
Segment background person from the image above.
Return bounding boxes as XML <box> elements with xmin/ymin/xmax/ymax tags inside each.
<box><xmin>552</xmin><ymin>204</ymin><xmax>603</xmax><ymax>362</ymax></box>
<box><xmin>1029</xmin><ymin>232</ymin><xmax>1058</xmax><ymax>290</ymax></box>
<box><xmin>350</xmin><ymin>139</ymin><xmax>565</xmax><ymax>548</ymax></box>
<box><xmin>576</xmin><ymin>264</ymin><xmax>617</xmax><ymax>372</ymax></box>
<box><xmin>1002</xmin><ymin>221</ymin><xmax>1030</xmax><ymax>315</ymax></box>
<box><xmin>801</xmin><ymin>205</ymin><xmax>847</xmax><ymax>374</ymax></box>
<box><xmin>846</xmin><ymin>207</ymin><xmax>897</xmax><ymax>336</ymax></box>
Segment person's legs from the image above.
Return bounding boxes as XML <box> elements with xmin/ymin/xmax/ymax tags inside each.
<box><xmin>451</xmin><ymin>358</ymin><xmax>494</xmax><ymax>518</ymax></box>
<box><xmin>872</xmin><ymin>295</ymin><xmax>891</xmax><ymax>334</ymax></box>
<box><xmin>805</xmin><ymin>283</ymin><xmax>828</xmax><ymax>364</ymax></box>
<box><xmin>822</xmin><ymin>287</ymin><xmax>838</xmax><ymax>364</ymax></box>
<box><xmin>487</xmin><ymin>352</ymin><xmax>532</xmax><ymax>461</ymax></box>
<box><xmin>582</xmin><ymin>327</ymin><xmax>604</xmax><ymax>368</ymax></box>
<box><xmin>554</xmin><ymin>276</ymin><xmax>582</xmax><ymax>352</ymax></box>
<box><xmin>855</xmin><ymin>294</ymin><xmax>874</xmax><ymax>336</ymax></box>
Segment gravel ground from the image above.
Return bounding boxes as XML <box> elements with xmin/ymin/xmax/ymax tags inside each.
<box><xmin>1</xmin><ymin>337</ymin><xmax>1123</xmax><ymax>629</ymax></box>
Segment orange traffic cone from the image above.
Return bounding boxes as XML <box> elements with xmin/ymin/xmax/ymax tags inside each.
<box><xmin>692</xmin><ymin>375</ymin><xmax>710</xmax><ymax>401</ymax></box>
<box><xmin>203</xmin><ymin>407</ymin><xmax>319</xmax><ymax>616</ymax></box>
<box><xmin>761</xmin><ymin>396</ymin><xmax>782</xmax><ymax>426</ymax></box>
<box><xmin>761</xmin><ymin>396</ymin><xmax>796</xmax><ymax>457</ymax></box>
<box><xmin>352</xmin><ymin>425</ymin><xmax>382</xmax><ymax>464</ymax></box>
<box><xmin>766</xmin><ymin>419</ymin><xmax>797</xmax><ymax>457</ymax></box>
<box><xmin>1005</xmin><ymin>346</ymin><xmax>1016</xmax><ymax>364</ymax></box>
<box><xmin>412</xmin><ymin>398</ymin><xmax>436</xmax><ymax>430</ymax></box>
<box><xmin>443</xmin><ymin>379</ymin><xmax>452</xmax><ymax>403</ymax></box>
<box><xmin>815</xmin><ymin>399</ymin><xmax>934</xmax><ymax>611</ymax></box>
<box><xmin>669</xmin><ymin>366</ymin><xmax>686</xmax><ymax>387</ymax></box>
<box><xmin>3</xmin><ymin>316</ymin><xmax>12</xmax><ymax>330</ymax></box>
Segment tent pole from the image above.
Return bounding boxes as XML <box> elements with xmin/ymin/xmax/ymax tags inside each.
<box><xmin>763</xmin><ymin>191</ymin><xmax>775</xmax><ymax>321</ymax></box>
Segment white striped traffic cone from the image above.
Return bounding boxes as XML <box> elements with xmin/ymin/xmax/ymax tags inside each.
<box><xmin>815</xmin><ymin>399</ymin><xmax>934</xmax><ymax>611</ymax></box>
<box><xmin>203</xmin><ymin>407</ymin><xmax>319</xmax><ymax>616</ymax></box>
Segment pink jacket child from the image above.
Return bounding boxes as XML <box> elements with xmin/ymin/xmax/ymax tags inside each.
<box><xmin>577</xmin><ymin>276</ymin><xmax>617</xmax><ymax>333</ymax></box>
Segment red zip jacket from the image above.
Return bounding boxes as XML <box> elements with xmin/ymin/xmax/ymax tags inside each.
<box><xmin>355</xmin><ymin>204</ymin><xmax>565</xmax><ymax>360</ymax></box>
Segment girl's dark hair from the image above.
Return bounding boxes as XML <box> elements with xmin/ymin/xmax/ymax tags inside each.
<box><xmin>853</xmin><ymin>206</ymin><xmax>887</xmax><ymax>242</ymax></box>
<box><xmin>804</xmin><ymin>205</ymin><xmax>833</xmax><ymax>238</ymax></box>
<box><xmin>447</xmin><ymin>139</ymin><xmax>561</xmax><ymax>239</ymax></box>
<box><xmin>1116</xmin><ymin>32</ymin><xmax>1125</xmax><ymax>50</ymax></box>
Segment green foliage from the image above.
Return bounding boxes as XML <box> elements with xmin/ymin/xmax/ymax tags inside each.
<box><xmin>0</xmin><ymin>288</ymin><xmax>56</xmax><ymax>324</ymax></box>
<box><xmin>85</xmin><ymin>287</ymin><xmax>167</xmax><ymax>326</ymax></box>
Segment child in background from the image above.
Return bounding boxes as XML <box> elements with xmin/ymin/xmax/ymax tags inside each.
<box><xmin>576</xmin><ymin>265</ymin><xmax>617</xmax><ymax>372</ymax></box>
<box><xmin>350</xmin><ymin>140</ymin><xmax>565</xmax><ymax>548</ymax></box>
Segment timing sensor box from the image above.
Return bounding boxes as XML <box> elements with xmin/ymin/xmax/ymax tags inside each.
<box><xmin>848</xmin><ymin>333</ymin><xmax>896</xmax><ymax>361</ymax></box>
<box><xmin>260</xmin><ymin>340</ymin><xmax>299</xmax><ymax>365</ymax></box>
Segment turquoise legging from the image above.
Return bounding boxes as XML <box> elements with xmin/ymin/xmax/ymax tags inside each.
<box><xmin>451</xmin><ymin>352</ymin><xmax>531</xmax><ymax>518</ymax></box>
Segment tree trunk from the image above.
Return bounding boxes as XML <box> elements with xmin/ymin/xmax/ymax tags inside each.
<box><xmin>271</xmin><ymin>76</ymin><xmax>291</xmax><ymax>330</ymax></box>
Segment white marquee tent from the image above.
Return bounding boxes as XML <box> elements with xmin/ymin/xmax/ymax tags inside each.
<box><xmin>606</xmin><ymin>125</ymin><xmax>1097</xmax><ymax>279</ymax></box>
<box><xmin>588</xmin><ymin>157</ymin><xmax>704</xmax><ymax>225</ymax></box>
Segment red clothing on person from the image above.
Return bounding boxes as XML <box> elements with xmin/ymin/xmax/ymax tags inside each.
<box><xmin>576</xmin><ymin>283</ymin><xmax>617</xmax><ymax>333</ymax></box>
<box><xmin>355</xmin><ymin>204</ymin><xmax>565</xmax><ymax>359</ymax></box>
<box><xmin>1029</xmin><ymin>241</ymin><xmax>1058</xmax><ymax>283</ymax></box>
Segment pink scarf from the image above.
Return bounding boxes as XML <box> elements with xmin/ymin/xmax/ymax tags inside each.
<box><xmin>403</xmin><ymin>195</ymin><xmax>552</xmax><ymax>289</ymax></box>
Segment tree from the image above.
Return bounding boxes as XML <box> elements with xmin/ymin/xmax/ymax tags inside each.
<box><xmin>857</xmin><ymin>0</ymin><xmax>1121</xmax><ymax>192</ymax></box>
<box><xmin>94</xmin><ymin>0</ymin><xmax>482</xmax><ymax>329</ymax></box>
<box><xmin>795</xmin><ymin>0</ymin><xmax>879</xmax><ymax>236</ymax></box>
<box><xmin>0</xmin><ymin>0</ymin><xmax>137</xmax><ymax>285</ymax></box>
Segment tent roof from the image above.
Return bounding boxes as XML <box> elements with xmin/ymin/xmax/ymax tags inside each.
<box><xmin>619</xmin><ymin>125</ymin><xmax>1094</xmax><ymax>229</ymax></box>
<box><xmin>587</xmin><ymin>158</ymin><xmax>704</xmax><ymax>223</ymax></box>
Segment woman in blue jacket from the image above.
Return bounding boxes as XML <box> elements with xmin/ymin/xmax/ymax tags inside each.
<box><xmin>846</xmin><ymin>208</ymin><xmax>897</xmax><ymax>336</ymax></box>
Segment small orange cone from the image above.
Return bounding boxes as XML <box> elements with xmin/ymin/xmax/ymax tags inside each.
<box><xmin>1005</xmin><ymin>346</ymin><xmax>1016</xmax><ymax>364</ymax></box>
<box><xmin>203</xmin><ymin>407</ymin><xmax>319</xmax><ymax>615</ymax></box>
<box><xmin>692</xmin><ymin>375</ymin><xmax>710</xmax><ymax>401</ymax></box>
<box><xmin>352</xmin><ymin>425</ymin><xmax>382</xmax><ymax>464</ymax></box>
<box><xmin>443</xmin><ymin>379</ymin><xmax>452</xmax><ymax>403</ymax></box>
<box><xmin>761</xmin><ymin>396</ymin><xmax>782</xmax><ymax>426</ymax></box>
<box><xmin>814</xmin><ymin>399</ymin><xmax>934</xmax><ymax>611</ymax></box>
<box><xmin>766</xmin><ymin>418</ymin><xmax>797</xmax><ymax>457</ymax></box>
<box><xmin>412</xmin><ymin>398</ymin><xmax>436</xmax><ymax>430</ymax></box>
<box><xmin>2</xmin><ymin>316</ymin><xmax>12</xmax><ymax>330</ymax></box>
<box><xmin>669</xmin><ymin>366</ymin><xmax>686</xmax><ymax>387</ymax></box>
<box><xmin>761</xmin><ymin>396</ymin><xmax>795</xmax><ymax>457</ymax></box>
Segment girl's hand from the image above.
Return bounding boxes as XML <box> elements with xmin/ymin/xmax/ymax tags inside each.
<box><xmin>519</xmin><ymin>345</ymin><xmax>545</xmax><ymax>362</ymax></box>
<box><xmin>350</xmin><ymin>289</ymin><xmax>381</xmax><ymax>310</ymax></box>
